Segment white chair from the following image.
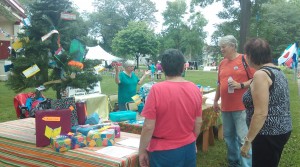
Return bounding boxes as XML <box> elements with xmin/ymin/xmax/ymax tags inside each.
<box><xmin>126</xmin><ymin>102</ymin><xmax>138</xmax><ymax>111</ymax></box>
<box><xmin>108</xmin><ymin>94</ymin><xmax>118</xmax><ymax>111</ymax></box>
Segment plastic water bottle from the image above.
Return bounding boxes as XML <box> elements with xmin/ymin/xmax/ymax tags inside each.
<box><xmin>228</xmin><ymin>76</ymin><xmax>234</xmax><ymax>93</ymax></box>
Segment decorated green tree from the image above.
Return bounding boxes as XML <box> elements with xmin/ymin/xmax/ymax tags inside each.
<box><xmin>6</xmin><ymin>0</ymin><xmax>101</xmax><ymax>98</ymax></box>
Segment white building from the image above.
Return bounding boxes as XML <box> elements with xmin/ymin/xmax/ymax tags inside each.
<box><xmin>0</xmin><ymin>0</ymin><xmax>26</xmax><ymax>80</ymax></box>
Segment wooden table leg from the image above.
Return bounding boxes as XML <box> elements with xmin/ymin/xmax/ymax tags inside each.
<box><xmin>218</xmin><ymin>125</ymin><xmax>223</xmax><ymax>140</ymax></box>
<box><xmin>208</xmin><ymin>127</ymin><xmax>214</xmax><ymax>146</ymax></box>
<box><xmin>202</xmin><ymin>130</ymin><xmax>209</xmax><ymax>152</ymax></box>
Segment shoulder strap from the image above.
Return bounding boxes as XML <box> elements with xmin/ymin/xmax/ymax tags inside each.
<box><xmin>242</xmin><ymin>55</ymin><xmax>251</xmax><ymax>80</ymax></box>
<box><xmin>260</xmin><ymin>67</ymin><xmax>275</xmax><ymax>91</ymax></box>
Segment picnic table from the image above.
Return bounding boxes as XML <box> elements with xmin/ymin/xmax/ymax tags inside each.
<box><xmin>0</xmin><ymin>118</ymin><xmax>140</xmax><ymax>167</ymax></box>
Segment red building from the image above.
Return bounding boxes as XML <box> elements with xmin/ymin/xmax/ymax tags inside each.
<box><xmin>0</xmin><ymin>0</ymin><xmax>26</xmax><ymax>59</ymax></box>
<box><xmin>0</xmin><ymin>0</ymin><xmax>25</xmax><ymax>80</ymax></box>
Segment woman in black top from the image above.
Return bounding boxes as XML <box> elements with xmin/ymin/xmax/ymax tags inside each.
<box><xmin>240</xmin><ymin>38</ymin><xmax>292</xmax><ymax>167</ymax></box>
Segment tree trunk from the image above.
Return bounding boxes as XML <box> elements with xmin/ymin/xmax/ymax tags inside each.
<box><xmin>239</xmin><ymin>0</ymin><xmax>251</xmax><ymax>53</ymax></box>
<box><xmin>135</xmin><ymin>53</ymin><xmax>140</xmax><ymax>69</ymax></box>
<box><xmin>56</xmin><ymin>89</ymin><xmax>61</xmax><ymax>99</ymax></box>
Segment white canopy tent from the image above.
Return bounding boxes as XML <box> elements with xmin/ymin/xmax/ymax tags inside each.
<box><xmin>85</xmin><ymin>45</ymin><xmax>122</xmax><ymax>61</ymax></box>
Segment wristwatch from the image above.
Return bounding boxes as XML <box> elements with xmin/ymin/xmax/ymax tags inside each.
<box><xmin>240</xmin><ymin>83</ymin><xmax>245</xmax><ymax>89</ymax></box>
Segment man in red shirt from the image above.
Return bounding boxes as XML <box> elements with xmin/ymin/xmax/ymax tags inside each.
<box><xmin>213</xmin><ymin>35</ymin><xmax>255</xmax><ymax>167</ymax></box>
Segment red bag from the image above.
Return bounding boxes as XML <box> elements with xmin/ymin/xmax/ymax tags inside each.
<box><xmin>76</xmin><ymin>101</ymin><xmax>87</xmax><ymax>125</ymax></box>
<box><xmin>35</xmin><ymin>109</ymin><xmax>71</xmax><ymax>147</ymax></box>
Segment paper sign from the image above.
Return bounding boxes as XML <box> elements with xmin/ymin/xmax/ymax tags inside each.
<box><xmin>95</xmin><ymin>146</ymin><xmax>136</xmax><ymax>158</ymax></box>
<box><xmin>131</xmin><ymin>94</ymin><xmax>142</xmax><ymax>105</ymax></box>
<box><xmin>41</xmin><ymin>30</ymin><xmax>59</xmax><ymax>42</ymax></box>
<box><xmin>60</xmin><ymin>12</ymin><xmax>77</xmax><ymax>20</ymax></box>
<box><xmin>94</xmin><ymin>65</ymin><xmax>105</xmax><ymax>72</ymax></box>
<box><xmin>42</xmin><ymin>117</ymin><xmax>60</xmax><ymax>122</ymax></box>
<box><xmin>45</xmin><ymin>126</ymin><xmax>61</xmax><ymax>139</ymax></box>
<box><xmin>22</xmin><ymin>64</ymin><xmax>40</xmax><ymax>78</ymax></box>
<box><xmin>69</xmin><ymin>105</ymin><xmax>75</xmax><ymax>111</ymax></box>
<box><xmin>117</xmin><ymin>138</ymin><xmax>140</xmax><ymax>148</ymax></box>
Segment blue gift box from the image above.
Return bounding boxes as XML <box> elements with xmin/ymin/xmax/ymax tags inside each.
<box><xmin>109</xmin><ymin>111</ymin><xmax>137</xmax><ymax>122</ymax></box>
<box><xmin>71</xmin><ymin>124</ymin><xmax>104</xmax><ymax>136</ymax></box>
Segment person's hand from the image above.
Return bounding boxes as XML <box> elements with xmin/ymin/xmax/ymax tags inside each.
<box><xmin>213</xmin><ymin>101</ymin><xmax>220</xmax><ymax>112</ymax></box>
<box><xmin>114</xmin><ymin>64</ymin><xmax>120</xmax><ymax>73</ymax></box>
<box><xmin>144</xmin><ymin>70</ymin><xmax>151</xmax><ymax>76</ymax></box>
<box><xmin>228</xmin><ymin>79</ymin><xmax>239</xmax><ymax>89</ymax></box>
<box><xmin>240</xmin><ymin>142</ymin><xmax>251</xmax><ymax>158</ymax></box>
<box><xmin>139</xmin><ymin>150</ymin><xmax>150</xmax><ymax>167</ymax></box>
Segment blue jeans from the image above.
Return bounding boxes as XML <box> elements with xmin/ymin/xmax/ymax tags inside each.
<box><xmin>222</xmin><ymin>111</ymin><xmax>252</xmax><ymax>167</ymax></box>
<box><xmin>149</xmin><ymin>142</ymin><xmax>196</xmax><ymax>167</ymax></box>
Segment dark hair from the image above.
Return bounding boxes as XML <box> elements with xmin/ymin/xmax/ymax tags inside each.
<box><xmin>161</xmin><ymin>49</ymin><xmax>185</xmax><ymax>76</ymax></box>
<box><xmin>244</xmin><ymin>38</ymin><xmax>272</xmax><ymax>65</ymax></box>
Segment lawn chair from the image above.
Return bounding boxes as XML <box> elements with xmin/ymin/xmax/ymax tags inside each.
<box><xmin>126</xmin><ymin>102</ymin><xmax>138</xmax><ymax>111</ymax></box>
<box><xmin>108</xmin><ymin>94</ymin><xmax>118</xmax><ymax>112</ymax></box>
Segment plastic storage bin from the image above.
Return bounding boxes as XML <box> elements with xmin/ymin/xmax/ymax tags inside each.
<box><xmin>109</xmin><ymin>111</ymin><xmax>137</xmax><ymax>122</ymax></box>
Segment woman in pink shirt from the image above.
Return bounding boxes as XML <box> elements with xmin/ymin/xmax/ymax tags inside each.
<box><xmin>155</xmin><ymin>61</ymin><xmax>163</xmax><ymax>79</ymax></box>
<box><xmin>139</xmin><ymin>49</ymin><xmax>203</xmax><ymax>167</ymax></box>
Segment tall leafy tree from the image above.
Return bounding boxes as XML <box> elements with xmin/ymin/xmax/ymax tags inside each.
<box><xmin>191</xmin><ymin>0</ymin><xmax>269</xmax><ymax>53</ymax></box>
<box><xmin>88</xmin><ymin>0</ymin><xmax>157</xmax><ymax>52</ymax></box>
<box><xmin>184</xmin><ymin>12</ymin><xmax>207</xmax><ymax>61</ymax></box>
<box><xmin>161</xmin><ymin>0</ymin><xmax>207</xmax><ymax>61</ymax></box>
<box><xmin>112</xmin><ymin>21</ymin><xmax>159</xmax><ymax>68</ymax></box>
<box><xmin>6</xmin><ymin>0</ymin><xmax>101</xmax><ymax>98</ymax></box>
<box><xmin>162</xmin><ymin>0</ymin><xmax>187</xmax><ymax>50</ymax></box>
<box><xmin>251</xmin><ymin>0</ymin><xmax>300</xmax><ymax>59</ymax></box>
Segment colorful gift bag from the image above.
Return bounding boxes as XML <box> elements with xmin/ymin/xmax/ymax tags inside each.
<box><xmin>35</xmin><ymin>109</ymin><xmax>71</xmax><ymax>147</ymax></box>
<box><xmin>51</xmin><ymin>97</ymin><xmax>79</xmax><ymax>126</ymax></box>
<box><xmin>51</xmin><ymin>135</ymin><xmax>71</xmax><ymax>152</ymax></box>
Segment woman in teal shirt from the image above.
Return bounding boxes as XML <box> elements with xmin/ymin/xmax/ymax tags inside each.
<box><xmin>115</xmin><ymin>60</ymin><xmax>149</xmax><ymax>110</ymax></box>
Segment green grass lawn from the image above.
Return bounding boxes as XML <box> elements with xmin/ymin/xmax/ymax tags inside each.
<box><xmin>0</xmin><ymin>69</ymin><xmax>299</xmax><ymax>166</ymax></box>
